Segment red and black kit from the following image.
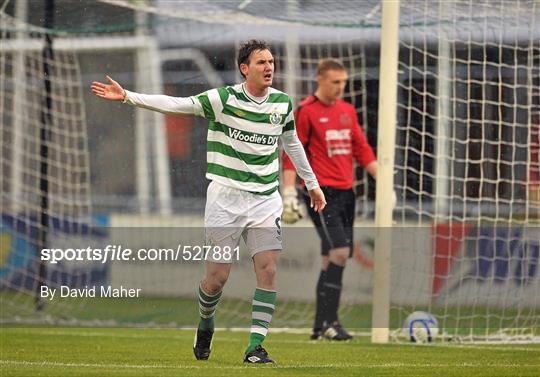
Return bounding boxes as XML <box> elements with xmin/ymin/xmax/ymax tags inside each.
<box><xmin>283</xmin><ymin>95</ymin><xmax>376</xmax><ymax>254</ymax></box>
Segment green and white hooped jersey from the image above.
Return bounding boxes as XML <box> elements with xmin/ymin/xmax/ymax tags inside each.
<box><xmin>192</xmin><ymin>84</ymin><xmax>294</xmax><ymax>195</ymax></box>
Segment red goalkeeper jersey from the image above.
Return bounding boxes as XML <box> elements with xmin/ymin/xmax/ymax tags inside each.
<box><xmin>282</xmin><ymin>95</ymin><xmax>376</xmax><ymax>190</ymax></box>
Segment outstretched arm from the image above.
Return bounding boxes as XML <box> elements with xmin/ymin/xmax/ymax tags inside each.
<box><xmin>91</xmin><ymin>75</ymin><xmax>203</xmax><ymax>116</ymax></box>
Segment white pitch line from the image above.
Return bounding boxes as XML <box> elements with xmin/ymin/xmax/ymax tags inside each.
<box><xmin>430</xmin><ymin>343</ymin><xmax>540</xmax><ymax>353</ymax></box>
<box><xmin>1</xmin><ymin>360</ymin><xmax>538</xmax><ymax>370</ymax></box>
<box><xmin>0</xmin><ymin>328</ymin><xmax>344</xmax><ymax>345</ymax></box>
<box><xmin>0</xmin><ymin>329</ymin><xmax>308</xmax><ymax>345</ymax></box>
<box><xmin>5</xmin><ymin>328</ymin><xmax>540</xmax><ymax>351</ymax></box>
<box><xmin>4</xmin><ymin>329</ymin><xmax>193</xmax><ymax>340</ymax></box>
<box><xmin>1</xmin><ymin>360</ymin><xmax>181</xmax><ymax>370</ymax></box>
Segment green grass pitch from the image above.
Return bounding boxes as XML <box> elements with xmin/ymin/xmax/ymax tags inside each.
<box><xmin>1</xmin><ymin>327</ymin><xmax>539</xmax><ymax>377</ymax></box>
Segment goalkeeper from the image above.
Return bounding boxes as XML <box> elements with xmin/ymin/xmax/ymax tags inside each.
<box><xmin>282</xmin><ymin>58</ymin><xmax>377</xmax><ymax>341</ymax></box>
<box><xmin>91</xmin><ymin>40</ymin><xmax>325</xmax><ymax>364</ymax></box>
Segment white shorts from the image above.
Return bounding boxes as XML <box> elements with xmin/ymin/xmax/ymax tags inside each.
<box><xmin>204</xmin><ymin>181</ymin><xmax>283</xmax><ymax>263</ymax></box>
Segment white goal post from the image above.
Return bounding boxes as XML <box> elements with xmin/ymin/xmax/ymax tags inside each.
<box><xmin>371</xmin><ymin>0</ymin><xmax>400</xmax><ymax>344</ymax></box>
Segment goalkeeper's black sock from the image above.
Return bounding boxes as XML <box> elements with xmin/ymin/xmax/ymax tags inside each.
<box><xmin>197</xmin><ymin>284</ymin><xmax>222</xmax><ymax>331</ymax></box>
<box><xmin>313</xmin><ymin>269</ymin><xmax>327</xmax><ymax>331</ymax></box>
<box><xmin>323</xmin><ymin>262</ymin><xmax>344</xmax><ymax>324</ymax></box>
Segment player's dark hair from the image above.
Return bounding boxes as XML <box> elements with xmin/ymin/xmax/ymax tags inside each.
<box><xmin>317</xmin><ymin>58</ymin><xmax>346</xmax><ymax>76</ymax></box>
<box><xmin>237</xmin><ymin>39</ymin><xmax>271</xmax><ymax>78</ymax></box>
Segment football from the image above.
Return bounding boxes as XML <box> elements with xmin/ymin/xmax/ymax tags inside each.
<box><xmin>402</xmin><ymin>311</ymin><xmax>439</xmax><ymax>343</ymax></box>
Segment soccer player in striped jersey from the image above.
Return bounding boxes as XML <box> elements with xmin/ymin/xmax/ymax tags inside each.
<box><xmin>91</xmin><ymin>40</ymin><xmax>326</xmax><ymax>364</ymax></box>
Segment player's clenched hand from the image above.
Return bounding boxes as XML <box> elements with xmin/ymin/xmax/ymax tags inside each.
<box><xmin>308</xmin><ymin>187</ymin><xmax>326</xmax><ymax>213</ymax></box>
<box><xmin>282</xmin><ymin>186</ymin><xmax>302</xmax><ymax>224</ymax></box>
<box><xmin>91</xmin><ymin>75</ymin><xmax>126</xmax><ymax>101</ymax></box>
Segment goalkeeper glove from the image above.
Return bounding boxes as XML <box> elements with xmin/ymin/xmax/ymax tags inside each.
<box><xmin>282</xmin><ymin>186</ymin><xmax>302</xmax><ymax>224</ymax></box>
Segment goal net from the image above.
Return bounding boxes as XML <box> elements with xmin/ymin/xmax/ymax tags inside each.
<box><xmin>390</xmin><ymin>0</ymin><xmax>539</xmax><ymax>342</ymax></box>
<box><xmin>0</xmin><ymin>11</ymin><xmax>94</xmax><ymax>320</ymax></box>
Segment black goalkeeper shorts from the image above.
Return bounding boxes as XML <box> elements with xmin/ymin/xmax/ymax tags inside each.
<box><xmin>303</xmin><ymin>186</ymin><xmax>355</xmax><ymax>256</ymax></box>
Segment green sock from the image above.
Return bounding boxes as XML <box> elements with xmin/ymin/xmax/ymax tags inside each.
<box><xmin>197</xmin><ymin>284</ymin><xmax>222</xmax><ymax>331</ymax></box>
<box><xmin>246</xmin><ymin>287</ymin><xmax>276</xmax><ymax>354</ymax></box>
